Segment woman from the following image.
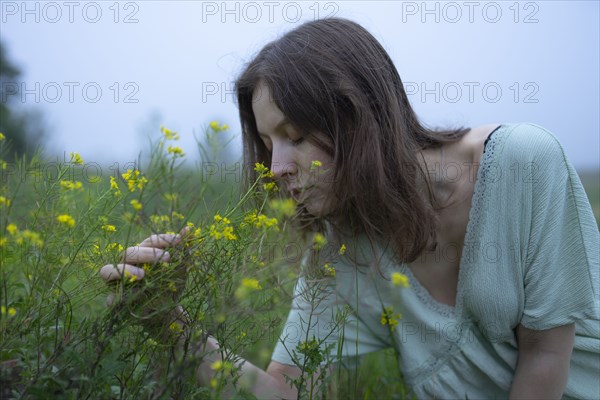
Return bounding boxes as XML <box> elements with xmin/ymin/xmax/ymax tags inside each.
<box><xmin>101</xmin><ymin>18</ymin><xmax>599</xmax><ymax>398</ymax></box>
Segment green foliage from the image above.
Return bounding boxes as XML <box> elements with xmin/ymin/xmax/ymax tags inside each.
<box><xmin>1</xmin><ymin>124</ymin><xmax>597</xmax><ymax>399</ymax></box>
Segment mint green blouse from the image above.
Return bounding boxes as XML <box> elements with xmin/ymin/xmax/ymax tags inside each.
<box><xmin>271</xmin><ymin>123</ymin><xmax>600</xmax><ymax>398</ymax></box>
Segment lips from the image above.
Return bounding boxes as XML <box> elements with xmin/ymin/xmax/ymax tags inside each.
<box><xmin>290</xmin><ymin>188</ymin><xmax>301</xmax><ymax>201</ymax></box>
<box><xmin>288</xmin><ymin>186</ymin><xmax>313</xmax><ymax>202</ymax></box>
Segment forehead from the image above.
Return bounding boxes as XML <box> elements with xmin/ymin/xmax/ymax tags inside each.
<box><xmin>251</xmin><ymin>82</ymin><xmax>286</xmax><ymax>134</ymax></box>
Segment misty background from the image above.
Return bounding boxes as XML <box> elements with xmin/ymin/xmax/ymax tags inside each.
<box><xmin>1</xmin><ymin>1</ymin><xmax>598</xmax><ymax>173</ymax></box>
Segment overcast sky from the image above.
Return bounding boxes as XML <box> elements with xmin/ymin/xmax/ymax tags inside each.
<box><xmin>1</xmin><ymin>1</ymin><xmax>598</xmax><ymax>170</ymax></box>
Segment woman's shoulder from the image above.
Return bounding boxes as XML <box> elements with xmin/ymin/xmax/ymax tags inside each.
<box><xmin>470</xmin><ymin>123</ymin><xmax>569</xmax><ymax>173</ymax></box>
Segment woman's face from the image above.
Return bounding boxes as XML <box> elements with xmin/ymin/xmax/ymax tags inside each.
<box><xmin>252</xmin><ymin>81</ymin><xmax>336</xmax><ymax>217</ymax></box>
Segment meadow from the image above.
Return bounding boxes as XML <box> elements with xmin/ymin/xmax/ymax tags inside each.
<box><xmin>1</xmin><ymin>125</ymin><xmax>598</xmax><ymax>399</ymax></box>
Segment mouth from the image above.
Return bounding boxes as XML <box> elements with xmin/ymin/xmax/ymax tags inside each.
<box><xmin>290</xmin><ymin>188</ymin><xmax>302</xmax><ymax>201</ymax></box>
<box><xmin>289</xmin><ymin>186</ymin><xmax>314</xmax><ymax>202</ymax></box>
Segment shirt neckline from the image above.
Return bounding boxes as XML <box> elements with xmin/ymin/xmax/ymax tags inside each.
<box><xmin>399</xmin><ymin>124</ymin><xmax>508</xmax><ymax>319</ymax></box>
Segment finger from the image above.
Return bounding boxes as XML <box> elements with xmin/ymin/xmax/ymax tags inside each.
<box><xmin>100</xmin><ymin>264</ymin><xmax>145</xmax><ymax>282</ymax></box>
<box><xmin>122</xmin><ymin>247</ymin><xmax>170</xmax><ymax>264</ymax></box>
<box><xmin>139</xmin><ymin>233</ymin><xmax>182</xmax><ymax>248</ymax></box>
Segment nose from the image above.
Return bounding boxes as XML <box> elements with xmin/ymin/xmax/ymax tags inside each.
<box><xmin>270</xmin><ymin>144</ymin><xmax>297</xmax><ymax>181</ymax></box>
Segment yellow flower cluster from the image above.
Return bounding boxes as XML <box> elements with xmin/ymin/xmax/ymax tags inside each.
<box><xmin>391</xmin><ymin>272</ymin><xmax>410</xmax><ymax>288</ymax></box>
<box><xmin>323</xmin><ymin>263</ymin><xmax>336</xmax><ymax>277</ymax></box>
<box><xmin>209</xmin><ymin>121</ymin><xmax>229</xmax><ymax>132</ymax></box>
<box><xmin>243</xmin><ymin>211</ymin><xmax>278</xmax><ymax>230</ymax></box>
<box><xmin>121</xmin><ymin>169</ymin><xmax>148</xmax><ymax>192</ymax></box>
<box><xmin>69</xmin><ymin>152</ymin><xmax>84</xmax><ymax>165</ymax></box>
<box><xmin>210</xmin><ymin>360</ymin><xmax>234</xmax><ymax>372</ymax></box>
<box><xmin>268</xmin><ymin>198</ymin><xmax>296</xmax><ymax>218</ymax></box>
<box><xmin>380</xmin><ymin>306</ymin><xmax>401</xmax><ymax>331</ymax></box>
<box><xmin>169</xmin><ymin>322</ymin><xmax>183</xmax><ymax>334</ymax></box>
<box><xmin>254</xmin><ymin>162</ymin><xmax>274</xmax><ymax>179</ymax></box>
<box><xmin>60</xmin><ymin>180</ymin><xmax>83</xmax><ymax>190</ymax></box>
<box><xmin>235</xmin><ymin>277</ymin><xmax>262</xmax><ymax>299</ymax></box>
<box><xmin>0</xmin><ymin>196</ymin><xmax>10</xmax><ymax>207</ymax></box>
<box><xmin>101</xmin><ymin>224</ymin><xmax>116</xmax><ymax>233</ymax></box>
<box><xmin>313</xmin><ymin>232</ymin><xmax>327</xmax><ymax>250</ymax></box>
<box><xmin>3</xmin><ymin>224</ymin><xmax>43</xmax><ymax>247</ymax></box>
<box><xmin>130</xmin><ymin>199</ymin><xmax>143</xmax><ymax>211</ymax></box>
<box><xmin>0</xmin><ymin>132</ymin><xmax>5</xmax><ymax>141</ymax></box>
<box><xmin>310</xmin><ymin>160</ymin><xmax>322</xmax><ymax>169</ymax></box>
<box><xmin>167</xmin><ymin>145</ymin><xmax>185</xmax><ymax>157</ymax></box>
<box><xmin>57</xmin><ymin>214</ymin><xmax>76</xmax><ymax>228</ymax></box>
<box><xmin>209</xmin><ymin>214</ymin><xmax>237</xmax><ymax>241</ymax></box>
<box><xmin>1</xmin><ymin>306</ymin><xmax>16</xmax><ymax>317</ymax></box>
<box><xmin>339</xmin><ymin>244</ymin><xmax>347</xmax><ymax>255</ymax></box>
<box><xmin>262</xmin><ymin>182</ymin><xmax>278</xmax><ymax>192</ymax></box>
<box><xmin>161</xmin><ymin>125</ymin><xmax>180</xmax><ymax>140</ymax></box>
<box><xmin>241</xmin><ymin>278</ymin><xmax>262</xmax><ymax>290</ymax></box>
<box><xmin>107</xmin><ymin>242</ymin><xmax>125</xmax><ymax>253</ymax></box>
<box><xmin>109</xmin><ymin>176</ymin><xmax>121</xmax><ymax>197</ymax></box>
<box><xmin>299</xmin><ymin>338</ymin><xmax>319</xmax><ymax>353</ymax></box>
<box><xmin>21</xmin><ymin>230</ymin><xmax>43</xmax><ymax>246</ymax></box>
<box><xmin>7</xmin><ymin>223</ymin><xmax>18</xmax><ymax>235</ymax></box>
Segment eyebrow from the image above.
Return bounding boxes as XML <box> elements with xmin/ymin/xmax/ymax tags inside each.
<box><xmin>257</xmin><ymin>117</ymin><xmax>291</xmax><ymax>138</ymax></box>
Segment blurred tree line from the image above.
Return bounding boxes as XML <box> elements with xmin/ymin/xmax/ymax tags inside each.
<box><xmin>0</xmin><ymin>41</ymin><xmax>45</xmax><ymax>157</ymax></box>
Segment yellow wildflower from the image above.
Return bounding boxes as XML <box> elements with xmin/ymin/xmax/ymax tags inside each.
<box><xmin>60</xmin><ymin>180</ymin><xmax>83</xmax><ymax>190</ymax></box>
<box><xmin>164</xmin><ymin>193</ymin><xmax>177</xmax><ymax>201</ymax></box>
<box><xmin>101</xmin><ymin>224</ymin><xmax>116</xmax><ymax>233</ymax></box>
<box><xmin>254</xmin><ymin>162</ymin><xmax>273</xmax><ymax>179</ymax></box>
<box><xmin>169</xmin><ymin>322</ymin><xmax>183</xmax><ymax>334</ymax></box>
<box><xmin>124</xmin><ymin>270</ymin><xmax>138</xmax><ymax>283</ymax></box>
<box><xmin>6</xmin><ymin>224</ymin><xmax>18</xmax><ymax>235</ymax></box>
<box><xmin>22</xmin><ymin>230</ymin><xmax>43</xmax><ymax>247</ymax></box>
<box><xmin>121</xmin><ymin>169</ymin><xmax>148</xmax><ymax>192</ymax></box>
<box><xmin>323</xmin><ymin>263</ymin><xmax>336</xmax><ymax>277</ymax></box>
<box><xmin>310</xmin><ymin>160</ymin><xmax>322</xmax><ymax>169</ymax></box>
<box><xmin>339</xmin><ymin>244</ymin><xmax>347</xmax><ymax>255</ymax></box>
<box><xmin>107</xmin><ymin>243</ymin><xmax>124</xmax><ymax>252</ymax></box>
<box><xmin>235</xmin><ymin>277</ymin><xmax>262</xmax><ymax>299</ymax></box>
<box><xmin>263</xmin><ymin>182</ymin><xmax>278</xmax><ymax>192</ymax></box>
<box><xmin>69</xmin><ymin>152</ymin><xmax>84</xmax><ymax>165</ymax></box>
<box><xmin>210</xmin><ymin>378</ymin><xmax>218</xmax><ymax>388</ymax></box>
<box><xmin>269</xmin><ymin>198</ymin><xmax>297</xmax><ymax>218</ymax></box>
<box><xmin>1</xmin><ymin>306</ymin><xmax>17</xmax><ymax>316</ymax></box>
<box><xmin>130</xmin><ymin>199</ymin><xmax>142</xmax><ymax>211</ymax></box>
<box><xmin>57</xmin><ymin>214</ymin><xmax>76</xmax><ymax>228</ymax></box>
<box><xmin>0</xmin><ymin>237</ymin><xmax>6</xmax><ymax>247</ymax></box>
<box><xmin>391</xmin><ymin>272</ymin><xmax>410</xmax><ymax>288</ymax></box>
<box><xmin>171</xmin><ymin>211</ymin><xmax>185</xmax><ymax>220</ymax></box>
<box><xmin>167</xmin><ymin>145</ymin><xmax>185</xmax><ymax>157</ymax></box>
<box><xmin>209</xmin><ymin>121</ymin><xmax>229</xmax><ymax>132</ymax></box>
<box><xmin>241</xmin><ymin>278</ymin><xmax>262</xmax><ymax>290</ymax></box>
<box><xmin>210</xmin><ymin>360</ymin><xmax>233</xmax><ymax>372</ymax></box>
<box><xmin>380</xmin><ymin>306</ymin><xmax>401</xmax><ymax>331</ymax></box>
<box><xmin>161</xmin><ymin>125</ymin><xmax>180</xmax><ymax>140</ymax></box>
<box><xmin>109</xmin><ymin>176</ymin><xmax>121</xmax><ymax>196</ymax></box>
<box><xmin>313</xmin><ymin>232</ymin><xmax>327</xmax><ymax>250</ymax></box>
<box><xmin>0</xmin><ymin>132</ymin><xmax>5</xmax><ymax>141</ymax></box>
<box><xmin>243</xmin><ymin>211</ymin><xmax>278</xmax><ymax>230</ymax></box>
<box><xmin>0</xmin><ymin>196</ymin><xmax>10</xmax><ymax>207</ymax></box>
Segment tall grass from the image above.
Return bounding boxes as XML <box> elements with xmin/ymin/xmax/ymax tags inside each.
<box><xmin>1</xmin><ymin>126</ymin><xmax>597</xmax><ymax>399</ymax></box>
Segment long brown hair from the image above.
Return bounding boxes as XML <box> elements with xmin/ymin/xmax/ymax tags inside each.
<box><xmin>235</xmin><ymin>18</ymin><xmax>469</xmax><ymax>263</ymax></box>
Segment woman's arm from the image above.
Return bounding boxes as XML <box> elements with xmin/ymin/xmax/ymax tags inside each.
<box><xmin>509</xmin><ymin>323</ymin><xmax>575</xmax><ymax>399</ymax></box>
<box><xmin>195</xmin><ymin>335</ymin><xmax>302</xmax><ymax>399</ymax></box>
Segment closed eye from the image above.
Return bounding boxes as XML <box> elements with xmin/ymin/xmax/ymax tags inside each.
<box><xmin>289</xmin><ymin>137</ymin><xmax>304</xmax><ymax>146</ymax></box>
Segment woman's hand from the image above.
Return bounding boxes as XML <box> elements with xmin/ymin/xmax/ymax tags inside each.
<box><xmin>99</xmin><ymin>227</ymin><xmax>191</xmax><ymax>339</ymax></box>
